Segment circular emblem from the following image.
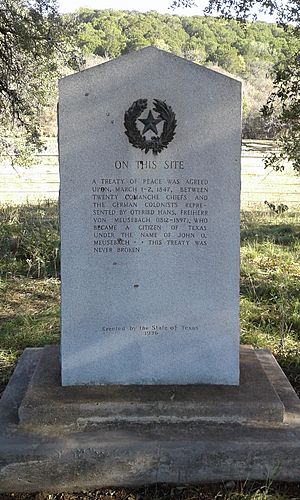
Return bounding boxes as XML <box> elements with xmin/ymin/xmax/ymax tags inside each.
<box><xmin>124</xmin><ymin>98</ymin><xmax>177</xmax><ymax>155</ymax></box>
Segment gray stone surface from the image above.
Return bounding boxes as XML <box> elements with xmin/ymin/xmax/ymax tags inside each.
<box><xmin>0</xmin><ymin>348</ymin><xmax>42</xmax><ymax>428</ymax></box>
<box><xmin>18</xmin><ymin>345</ymin><xmax>284</xmax><ymax>427</ymax></box>
<box><xmin>256</xmin><ymin>349</ymin><xmax>300</xmax><ymax>425</ymax></box>
<box><xmin>0</xmin><ymin>346</ymin><xmax>300</xmax><ymax>492</ymax></box>
<box><xmin>59</xmin><ymin>47</ymin><xmax>241</xmax><ymax>386</ymax></box>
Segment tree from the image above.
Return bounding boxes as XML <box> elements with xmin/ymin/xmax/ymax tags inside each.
<box><xmin>173</xmin><ymin>0</ymin><xmax>300</xmax><ymax>172</ymax></box>
<box><xmin>0</xmin><ymin>0</ymin><xmax>81</xmax><ymax>165</ymax></box>
<box><xmin>77</xmin><ymin>9</ymin><xmax>127</xmax><ymax>58</ymax></box>
<box><xmin>262</xmin><ymin>36</ymin><xmax>299</xmax><ymax>171</ymax></box>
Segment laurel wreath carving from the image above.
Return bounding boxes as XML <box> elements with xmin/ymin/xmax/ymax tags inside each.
<box><xmin>124</xmin><ymin>98</ymin><xmax>177</xmax><ymax>155</ymax></box>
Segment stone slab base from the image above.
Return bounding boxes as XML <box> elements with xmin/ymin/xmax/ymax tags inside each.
<box><xmin>0</xmin><ymin>346</ymin><xmax>299</xmax><ymax>492</ymax></box>
<box><xmin>19</xmin><ymin>345</ymin><xmax>284</xmax><ymax>426</ymax></box>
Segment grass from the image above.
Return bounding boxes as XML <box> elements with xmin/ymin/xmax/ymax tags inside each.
<box><xmin>0</xmin><ymin>201</ymin><xmax>60</xmax><ymax>279</ymax></box>
<box><xmin>0</xmin><ymin>202</ymin><xmax>299</xmax><ymax>499</ymax></box>
<box><xmin>0</xmin><ymin>201</ymin><xmax>60</xmax><ymax>391</ymax></box>
<box><xmin>240</xmin><ymin>211</ymin><xmax>300</xmax><ymax>394</ymax></box>
<box><xmin>0</xmin><ymin>481</ymin><xmax>300</xmax><ymax>500</ymax></box>
<box><xmin>0</xmin><ymin>277</ymin><xmax>60</xmax><ymax>389</ymax></box>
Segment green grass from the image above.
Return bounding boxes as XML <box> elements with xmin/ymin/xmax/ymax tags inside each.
<box><xmin>240</xmin><ymin>211</ymin><xmax>300</xmax><ymax>393</ymax></box>
<box><xmin>0</xmin><ymin>201</ymin><xmax>61</xmax><ymax>389</ymax></box>
<box><xmin>0</xmin><ymin>201</ymin><xmax>60</xmax><ymax>279</ymax></box>
<box><xmin>0</xmin><ymin>202</ymin><xmax>299</xmax><ymax>499</ymax></box>
<box><xmin>0</xmin><ymin>277</ymin><xmax>60</xmax><ymax>389</ymax></box>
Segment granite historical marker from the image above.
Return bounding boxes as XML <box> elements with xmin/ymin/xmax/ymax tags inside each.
<box><xmin>59</xmin><ymin>47</ymin><xmax>241</xmax><ymax>386</ymax></box>
<box><xmin>2</xmin><ymin>47</ymin><xmax>300</xmax><ymax>494</ymax></box>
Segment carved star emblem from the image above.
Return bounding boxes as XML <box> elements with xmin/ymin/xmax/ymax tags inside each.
<box><xmin>138</xmin><ymin>110</ymin><xmax>162</xmax><ymax>135</ymax></box>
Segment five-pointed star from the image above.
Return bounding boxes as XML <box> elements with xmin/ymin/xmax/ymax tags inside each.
<box><xmin>138</xmin><ymin>110</ymin><xmax>162</xmax><ymax>135</ymax></box>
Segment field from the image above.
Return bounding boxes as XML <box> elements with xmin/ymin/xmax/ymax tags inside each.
<box><xmin>0</xmin><ymin>200</ymin><xmax>299</xmax><ymax>499</ymax></box>
<box><xmin>0</xmin><ymin>141</ymin><xmax>300</xmax><ymax>211</ymax></box>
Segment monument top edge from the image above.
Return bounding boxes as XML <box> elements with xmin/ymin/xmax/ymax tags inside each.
<box><xmin>59</xmin><ymin>46</ymin><xmax>241</xmax><ymax>87</ymax></box>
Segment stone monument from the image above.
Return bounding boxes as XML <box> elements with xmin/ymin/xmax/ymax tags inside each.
<box><xmin>0</xmin><ymin>48</ymin><xmax>299</xmax><ymax>493</ymax></box>
<box><xmin>59</xmin><ymin>46</ymin><xmax>241</xmax><ymax>386</ymax></box>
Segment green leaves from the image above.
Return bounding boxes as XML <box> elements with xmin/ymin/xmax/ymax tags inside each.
<box><xmin>200</xmin><ymin>0</ymin><xmax>300</xmax><ymax>172</ymax></box>
<box><xmin>262</xmin><ymin>45</ymin><xmax>300</xmax><ymax>172</ymax></box>
<box><xmin>0</xmin><ymin>0</ymin><xmax>82</xmax><ymax>164</ymax></box>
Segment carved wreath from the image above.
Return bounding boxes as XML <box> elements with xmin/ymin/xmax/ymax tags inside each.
<box><xmin>124</xmin><ymin>98</ymin><xmax>177</xmax><ymax>155</ymax></box>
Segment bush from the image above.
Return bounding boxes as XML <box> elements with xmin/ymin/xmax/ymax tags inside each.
<box><xmin>0</xmin><ymin>201</ymin><xmax>59</xmax><ymax>278</ymax></box>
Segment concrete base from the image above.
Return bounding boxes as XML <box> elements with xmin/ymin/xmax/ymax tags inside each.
<box><xmin>19</xmin><ymin>345</ymin><xmax>285</xmax><ymax>426</ymax></box>
<box><xmin>0</xmin><ymin>346</ymin><xmax>300</xmax><ymax>492</ymax></box>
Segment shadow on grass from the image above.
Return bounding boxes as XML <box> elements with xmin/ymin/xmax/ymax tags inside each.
<box><xmin>277</xmin><ymin>351</ymin><xmax>300</xmax><ymax>397</ymax></box>
<box><xmin>0</xmin><ymin>480</ymin><xmax>299</xmax><ymax>500</ymax></box>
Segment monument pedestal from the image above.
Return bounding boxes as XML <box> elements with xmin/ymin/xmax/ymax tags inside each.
<box><xmin>0</xmin><ymin>345</ymin><xmax>299</xmax><ymax>492</ymax></box>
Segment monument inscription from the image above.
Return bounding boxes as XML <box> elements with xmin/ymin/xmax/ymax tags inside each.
<box><xmin>59</xmin><ymin>47</ymin><xmax>241</xmax><ymax>385</ymax></box>
<box><xmin>91</xmin><ymin>173</ymin><xmax>209</xmax><ymax>254</ymax></box>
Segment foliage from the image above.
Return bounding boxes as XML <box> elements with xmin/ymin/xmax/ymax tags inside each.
<box><xmin>202</xmin><ymin>0</ymin><xmax>300</xmax><ymax>172</ymax></box>
<box><xmin>204</xmin><ymin>0</ymin><xmax>300</xmax><ymax>25</ymax></box>
<box><xmin>76</xmin><ymin>9</ymin><xmax>294</xmax><ymax>75</ymax></box>
<box><xmin>76</xmin><ymin>9</ymin><xmax>299</xmax><ymax>141</ymax></box>
<box><xmin>0</xmin><ymin>0</ymin><xmax>81</xmax><ymax>165</ymax></box>
<box><xmin>262</xmin><ymin>45</ymin><xmax>300</xmax><ymax>172</ymax></box>
<box><xmin>0</xmin><ymin>201</ymin><xmax>60</xmax><ymax>278</ymax></box>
